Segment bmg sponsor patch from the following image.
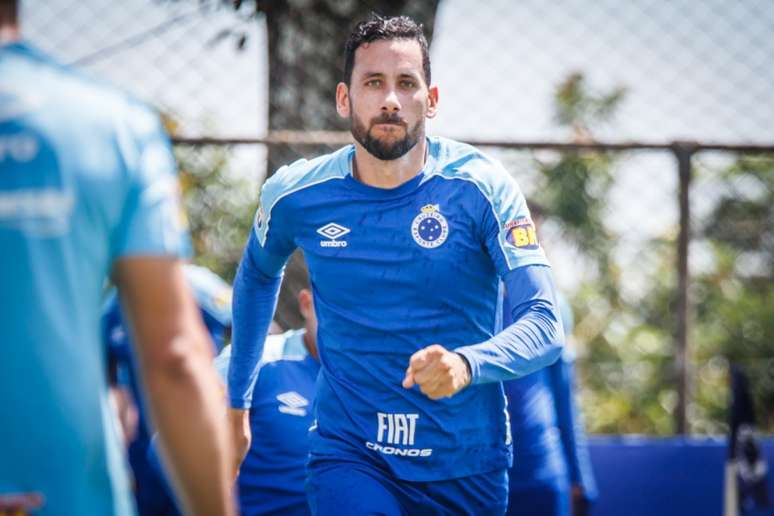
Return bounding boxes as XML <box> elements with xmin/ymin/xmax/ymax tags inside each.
<box><xmin>504</xmin><ymin>218</ymin><xmax>539</xmax><ymax>250</ymax></box>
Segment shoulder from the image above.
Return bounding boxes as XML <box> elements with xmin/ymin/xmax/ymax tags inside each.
<box><xmin>213</xmin><ymin>345</ymin><xmax>232</xmax><ymax>382</ymax></box>
<box><xmin>184</xmin><ymin>265</ymin><xmax>232</xmax><ymax>325</ymax></box>
<box><xmin>426</xmin><ymin>136</ymin><xmax>519</xmax><ymax>201</ymax></box>
<box><xmin>261</xmin><ymin>146</ymin><xmax>352</xmax><ymax>212</ymax></box>
<box><xmin>100</xmin><ymin>288</ymin><xmax>120</xmax><ymax>319</ymax></box>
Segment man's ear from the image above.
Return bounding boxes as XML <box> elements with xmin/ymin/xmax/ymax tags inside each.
<box><xmin>426</xmin><ymin>85</ymin><xmax>439</xmax><ymax>119</ymax></box>
<box><xmin>298</xmin><ymin>289</ymin><xmax>313</xmax><ymax>318</ymax></box>
<box><xmin>336</xmin><ymin>82</ymin><xmax>350</xmax><ymax>119</ymax></box>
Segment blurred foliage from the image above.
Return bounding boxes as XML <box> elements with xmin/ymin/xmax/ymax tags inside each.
<box><xmin>163</xmin><ymin>116</ymin><xmax>256</xmax><ymax>282</ymax></box>
<box><xmin>690</xmin><ymin>154</ymin><xmax>774</xmax><ymax>432</ymax></box>
<box><xmin>527</xmin><ymin>73</ymin><xmax>668</xmax><ymax>434</ymax></box>
<box><xmin>532</xmin><ymin>74</ymin><xmax>773</xmax><ymax>434</ymax></box>
<box><xmin>176</xmin><ymin>144</ymin><xmax>255</xmax><ymax>282</ymax></box>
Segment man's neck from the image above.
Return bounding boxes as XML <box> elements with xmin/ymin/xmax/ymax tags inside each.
<box><xmin>0</xmin><ymin>23</ymin><xmax>20</xmax><ymax>44</ymax></box>
<box><xmin>302</xmin><ymin>329</ymin><xmax>318</xmax><ymax>362</ymax></box>
<box><xmin>0</xmin><ymin>4</ymin><xmax>20</xmax><ymax>44</ymax></box>
<box><xmin>352</xmin><ymin>136</ymin><xmax>427</xmax><ymax>189</ymax></box>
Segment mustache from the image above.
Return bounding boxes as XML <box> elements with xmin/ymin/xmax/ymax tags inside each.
<box><xmin>370</xmin><ymin>113</ymin><xmax>407</xmax><ymax>127</ymax></box>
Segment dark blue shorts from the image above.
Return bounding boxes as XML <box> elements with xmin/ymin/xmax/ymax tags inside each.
<box><xmin>506</xmin><ymin>479</ymin><xmax>569</xmax><ymax>516</ymax></box>
<box><xmin>306</xmin><ymin>457</ymin><xmax>508</xmax><ymax>516</ymax></box>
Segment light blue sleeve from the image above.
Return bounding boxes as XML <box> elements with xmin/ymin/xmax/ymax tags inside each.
<box><xmin>110</xmin><ymin>103</ymin><xmax>187</xmax><ymax>259</ymax></box>
<box><xmin>475</xmin><ymin>158</ymin><xmax>549</xmax><ymax>275</ymax></box>
<box><xmin>455</xmin><ymin>265</ymin><xmax>564</xmax><ymax>384</ymax></box>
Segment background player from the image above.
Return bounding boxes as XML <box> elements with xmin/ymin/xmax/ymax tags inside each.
<box><xmin>104</xmin><ymin>264</ymin><xmax>233</xmax><ymax>516</ymax></box>
<box><xmin>505</xmin><ymin>204</ymin><xmax>597</xmax><ymax>516</ymax></box>
<box><xmin>505</xmin><ymin>292</ymin><xmax>597</xmax><ymax>515</ymax></box>
<box><xmin>215</xmin><ymin>255</ymin><xmax>319</xmax><ymax>516</ymax></box>
<box><xmin>0</xmin><ymin>1</ymin><xmax>234</xmax><ymax>513</ymax></box>
<box><xmin>228</xmin><ymin>14</ymin><xmax>564</xmax><ymax>515</ymax></box>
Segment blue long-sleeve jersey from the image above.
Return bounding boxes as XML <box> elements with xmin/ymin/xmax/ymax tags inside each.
<box><xmin>229</xmin><ymin>136</ymin><xmax>564</xmax><ymax>481</ymax></box>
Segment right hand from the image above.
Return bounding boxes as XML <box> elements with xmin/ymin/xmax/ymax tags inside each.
<box><xmin>229</xmin><ymin>408</ymin><xmax>251</xmax><ymax>479</ymax></box>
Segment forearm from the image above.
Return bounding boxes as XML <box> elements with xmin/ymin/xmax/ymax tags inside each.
<box><xmin>114</xmin><ymin>257</ymin><xmax>235</xmax><ymax>516</ymax></box>
<box><xmin>456</xmin><ymin>265</ymin><xmax>564</xmax><ymax>384</ymax></box>
<box><xmin>140</xmin><ymin>333</ymin><xmax>234</xmax><ymax>516</ymax></box>
<box><xmin>552</xmin><ymin>358</ymin><xmax>598</xmax><ymax>497</ymax></box>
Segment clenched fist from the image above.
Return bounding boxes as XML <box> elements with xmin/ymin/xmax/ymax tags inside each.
<box><xmin>402</xmin><ymin>344</ymin><xmax>472</xmax><ymax>400</ymax></box>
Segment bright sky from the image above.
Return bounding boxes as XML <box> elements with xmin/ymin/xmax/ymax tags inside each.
<box><xmin>19</xmin><ymin>0</ymin><xmax>774</xmax><ymax>291</ymax></box>
<box><xmin>22</xmin><ymin>1</ymin><xmax>774</xmax><ymax>142</ymax></box>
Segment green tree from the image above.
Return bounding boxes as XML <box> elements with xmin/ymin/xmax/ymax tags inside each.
<box><xmin>529</xmin><ymin>73</ymin><xmax>682</xmax><ymax>435</ymax></box>
<box><xmin>690</xmin><ymin>154</ymin><xmax>774</xmax><ymax>432</ymax></box>
<box><xmin>175</xmin><ymin>143</ymin><xmax>256</xmax><ymax>282</ymax></box>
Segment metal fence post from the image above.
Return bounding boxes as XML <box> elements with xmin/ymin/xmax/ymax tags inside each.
<box><xmin>672</xmin><ymin>141</ymin><xmax>696</xmax><ymax>435</ymax></box>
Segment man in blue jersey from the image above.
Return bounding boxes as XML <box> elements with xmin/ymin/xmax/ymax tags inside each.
<box><xmin>216</xmin><ymin>258</ymin><xmax>319</xmax><ymax>516</ymax></box>
<box><xmin>0</xmin><ymin>2</ymin><xmax>234</xmax><ymax>514</ymax></box>
<box><xmin>228</xmin><ymin>14</ymin><xmax>565</xmax><ymax>515</ymax></box>
<box><xmin>104</xmin><ymin>264</ymin><xmax>233</xmax><ymax>516</ymax></box>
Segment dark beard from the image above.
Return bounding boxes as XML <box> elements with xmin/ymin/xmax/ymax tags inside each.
<box><xmin>351</xmin><ymin>112</ymin><xmax>422</xmax><ymax>161</ymax></box>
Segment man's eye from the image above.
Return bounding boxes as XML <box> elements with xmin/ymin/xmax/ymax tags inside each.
<box><xmin>366</xmin><ymin>79</ymin><xmax>382</xmax><ymax>87</ymax></box>
<box><xmin>400</xmin><ymin>80</ymin><xmax>416</xmax><ymax>88</ymax></box>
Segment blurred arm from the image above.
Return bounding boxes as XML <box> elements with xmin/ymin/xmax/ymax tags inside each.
<box><xmin>549</xmin><ymin>355</ymin><xmax>598</xmax><ymax>504</ymax></box>
<box><xmin>114</xmin><ymin>256</ymin><xmax>235</xmax><ymax>516</ymax></box>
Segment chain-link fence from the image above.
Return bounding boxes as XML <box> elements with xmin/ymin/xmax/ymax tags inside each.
<box><xmin>20</xmin><ymin>0</ymin><xmax>774</xmax><ymax>435</ymax></box>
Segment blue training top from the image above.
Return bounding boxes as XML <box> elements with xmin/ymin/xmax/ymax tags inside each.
<box><xmin>103</xmin><ymin>264</ymin><xmax>231</xmax><ymax>516</ymax></box>
<box><xmin>0</xmin><ymin>42</ymin><xmax>184</xmax><ymax>515</ymax></box>
<box><xmin>103</xmin><ymin>264</ymin><xmax>232</xmax><ymax>445</ymax></box>
<box><xmin>215</xmin><ymin>329</ymin><xmax>319</xmax><ymax>516</ymax></box>
<box><xmin>229</xmin><ymin>136</ymin><xmax>565</xmax><ymax>481</ymax></box>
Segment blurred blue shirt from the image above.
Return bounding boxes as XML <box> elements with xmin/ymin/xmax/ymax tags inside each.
<box><xmin>215</xmin><ymin>329</ymin><xmax>319</xmax><ymax>516</ymax></box>
<box><xmin>102</xmin><ymin>264</ymin><xmax>232</xmax><ymax>515</ymax></box>
<box><xmin>0</xmin><ymin>42</ymin><xmax>184</xmax><ymax>516</ymax></box>
<box><xmin>505</xmin><ymin>293</ymin><xmax>598</xmax><ymax>515</ymax></box>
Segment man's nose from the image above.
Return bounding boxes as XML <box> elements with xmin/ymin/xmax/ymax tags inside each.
<box><xmin>381</xmin><ymin>89</ymin><xmax>401</xmax><ymax>112</ymax></box>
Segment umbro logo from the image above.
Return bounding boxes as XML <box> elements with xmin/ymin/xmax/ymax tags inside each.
<box><xmin>276</xmin><ymin>391</ymin><xmax>309</xmax><ymax>417</ymax></box>
<box><xmin>317</xmin><ymin>222</ymin><xmax>350</xmax><ymax>248</ymax></box>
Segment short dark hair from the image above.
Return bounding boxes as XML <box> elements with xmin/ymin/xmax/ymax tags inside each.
<box><xmin>343</xmin><ymin>14</ymin><xmax>431</xmax><ymax>86</ymax></box>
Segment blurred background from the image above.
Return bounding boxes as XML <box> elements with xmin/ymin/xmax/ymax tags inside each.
<box><xmin>20</xmin><ymin>0</ymin><xmax>773</xmax><ymax>440</ymax></box>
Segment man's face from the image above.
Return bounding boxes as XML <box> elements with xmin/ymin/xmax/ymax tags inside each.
<box><xmin>337</xmin><ymin>39</ymin><xmax>438</xmax><ymax>161</ymax></box>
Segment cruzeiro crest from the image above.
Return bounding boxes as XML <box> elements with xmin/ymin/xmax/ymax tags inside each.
<box><xmin>411</xmin><ymin>204</ymin><xmax>449</xmax><ymax>249</ymax></box>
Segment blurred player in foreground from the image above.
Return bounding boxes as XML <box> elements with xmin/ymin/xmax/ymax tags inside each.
<box><xmin>104</xmin><ymin>264</ymin><xmax>233</xmax><ymax>516</ymax></box>
<box><xmin>215</xmin><ymin>257</ymin><xmax>319</xmax><ymax>516</ymax></box>
<box><xmin>228</xmin><ymin>14</ymin><xmax>564</xmax><ymax>515</ymax></box>
<box><xmin>0</xmin><ymin>1</ymin><xmax>234</xmax><ymax>513</ymax></box>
